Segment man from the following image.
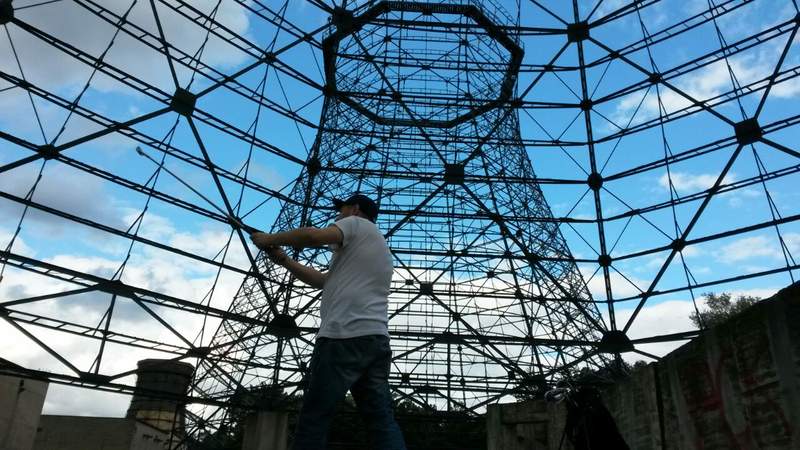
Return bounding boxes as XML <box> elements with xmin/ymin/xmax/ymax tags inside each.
<box><xmin>249</xmin><ymin>194</ymin><xmax>406</xmax><ymax>450</ymax></box>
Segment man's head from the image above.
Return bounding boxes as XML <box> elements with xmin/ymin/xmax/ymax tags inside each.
<box><xmin>333</xmin><ymin>194</ymin><xmax>379</xmax><ymax>222</ymax></box>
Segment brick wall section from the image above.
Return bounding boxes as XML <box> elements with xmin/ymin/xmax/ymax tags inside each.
<box><xmin>487</xmin><ymin>281</ymin><xmax>800</xmax><ymax>450</ymax></box>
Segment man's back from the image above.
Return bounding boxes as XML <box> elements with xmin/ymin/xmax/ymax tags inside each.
<box><xmin>249</xmin><ymin>195</ymin><xmax>406</xmax><ymax>449</ymax></box>
<box><xmin>318</xmin><ymin>215</ymin><xmax>392</xmax><ymax>339</ymax></box>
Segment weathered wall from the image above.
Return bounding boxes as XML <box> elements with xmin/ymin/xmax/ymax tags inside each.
<box><xmin>655</xmin><ymin>281</ymin><xmax>800</xmax><ymax>449</ymax></box>
<box><xmin>0</xmin><ymin>374</ymin><xmax>48</xmax><ymax>450</ymax></box>
<box><xmin>486</xmin><ymin>400</ymin><xmax>567</xmax><ymax>450</ymax></box>
<box><xmin>242</xmin><ymin>411</ymin><xmax>289</xmax><ymax>450</ymax></box>
<box><xmin>33</xmin><ymin>416</ymin><xmax>169</xmax><ymax>450</ymax></box>
<box><xmin>488</xmin><ymin>281</ymin><xmax>800</xmax><ymax>450</ymax></box>
<box><xmin>601</xmin><ymin>364</ymin><xmax>663</xmax><ymax>449</ymax></box>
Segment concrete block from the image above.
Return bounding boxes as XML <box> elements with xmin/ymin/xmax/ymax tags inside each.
<box><xmin>0</xmin><ymin>375</ymin><xmax>48</xmax><ymax>450</ymax></box>
<box><xmin>486</xmin><ymin>400</ymin><xmax>567</xmax><ymax>450</ymax></box>
<box><xmin>33</xmin><ymin>416</ymin><xmax>169</xmax><ymax>450</ymax></box>
<box><xmin>242</xmin><ymin>411</ymin><xmax>289</xmax><ymax>450</ymax></box>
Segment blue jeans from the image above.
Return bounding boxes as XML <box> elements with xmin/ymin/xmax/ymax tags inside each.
<box><xmin>292</xmin><ymin>334</ymin><xmax>406</xmax><ymax>450</ymax></box>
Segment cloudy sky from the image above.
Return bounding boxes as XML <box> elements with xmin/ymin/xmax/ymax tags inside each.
<box><xmin>1</xmin><ymin>0</ymin><xmax>799</xmax><ymax>417</ymax></box>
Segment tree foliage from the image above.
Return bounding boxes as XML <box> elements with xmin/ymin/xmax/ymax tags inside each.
<box><xmin>690</xmin><ymin>292</ymin><xmax>761</xmax><ymax>329</ymax></box>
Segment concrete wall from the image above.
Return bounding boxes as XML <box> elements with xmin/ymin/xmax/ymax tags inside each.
<box><xmin>600</xmin><ymin>364</ymin><xmax>663</xmax><ymax>450</ymax></box>
<box><xmin>488</xmin><ymin>281</ymin><xmax>800</xmax><ymax>450</ymax></box>
<box><xmin>33</xmin><ymin>416</ymin><xmax>170</xmax><ymax>450</ymax></box>
<box><xmin>0</xmin><ymin>375</ymin><xmax>48</xmax><ymax>450</ymax></box>
<box><xmin>653</xmin><ymin>282</ymin><xmax>800</xmax><ymax>449</ymax></box>
<box><xmin>486</xmin><ymin>400</ymin><xmax>567</xmax><ymax>450</ymax></box>
<box><xmin>242</xmin><ymin>411</ymin><xmax>289</xmax><ymax>450</ymax></box>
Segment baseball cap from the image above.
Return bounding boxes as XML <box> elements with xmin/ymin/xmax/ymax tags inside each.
<box><xmin>333</xmin><ymin>194</ymin><xmax>379</xmax><ymax>222</ymax></box>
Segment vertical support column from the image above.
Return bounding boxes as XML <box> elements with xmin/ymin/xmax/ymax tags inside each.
<box><xmin>126</xmin><ymin>359</ymin><xmax>194</xmax><ymax>448</ymax></box>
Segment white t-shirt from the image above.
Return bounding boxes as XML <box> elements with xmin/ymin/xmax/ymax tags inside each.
<box><xmin>317</xmin><ymin>216</ymin><xmax>393</xmax><ymax>339</ymax></box>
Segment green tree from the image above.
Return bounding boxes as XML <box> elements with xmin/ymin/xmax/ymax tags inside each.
<box><xmin>690</xmin><ymin>292</ymin><xmax>761</xmax><ymax>329</ymax></box>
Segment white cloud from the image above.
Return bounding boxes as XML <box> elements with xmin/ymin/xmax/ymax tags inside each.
<box><xmin>786</xmin><ymin>233</ymin><xmax>800</xmax><ymax>254</ymax></box>
<box><xmin>0</xmin><ymin>306</ymin><xmax>215</xmax><ymax>417</ymax></box>
<box><xmin>0</xmin><ymin>86</ymin><xmax>141</xmax><ymax>148</ymax></box>
<box><xmin>598</xmin><ymin>298</ymin><xmax>697</xmax><ymax>363</ymax></box>
<box><xmin>682</xmin><ymin>0</ymin><xmax>709</xmax><ymax>16</ymax></box>
<box><xmin>611</xmin><ymin>61</ymin><xmax>730</xmax><ymax>125</ymax></box>
<box><xmin>636</xmin><ymin>246</ymin><xmax>702</xmax><ymax>273</ymax></box>
<box><xmin>583</xmin><ymin>0</ymin><xmax>626</xmax><ymax>19</ymax></box>
<box><xmin>609</xmin><ymin>284</ymin><xmax>780</xmax><ymax>362</ymax></box>
<box><xmin>641</xmin><ymin>256</ymin><xmax>667</xmax><ymax>271</ymax></box>
<box><xmin>610</xmin><ymin>34</ymin><xmax>800</xmax><ymax>127</ymax></box>
<box><xmin>0</xmin><ymin>255</ymin><xmax>233</xmax><ymax>417</ymax></box>
<box><xmin>655</xmin><ymin>172</ymin><xmax>760</xmax><ymax>206</ymax></box>
<box><xmin>614</xmin><ymin>299</ymin><xmax>696</xmax><ymax>337</ymax></box>
<box><xmin>582</xmin><ymin>268</ymin><xmax>647</xmax><ymax>299</ymax></box>
<box><xmin>0</xmin><ymin>162</ymin><xmax>127</xmax><ymax>234</ymax></box>
<box><xmin>42</xmin><ymin>384</ymin><xmax>131</xmax><ymax>418</ymax></box>
<box><xmin>725</xmin><ymin>287</ymin><xmax>779</xmax><ymax>299</ymax></box>
<box><xmin>121</xmin><ymin>208</ymin><xmax>177</xmax><ymax>242</ymax></box>
<box><xmin>715</xmin><ymin>236</ymin><xmax>772</xmax><ymax>263</ymax></box>
<box><xmin>0</xmin><ymin>227</ymin><xmax>34</xmax><ymax>257</ymax></box>
<box><xmin>0</xmin><ymin>0</ymin><xmax>254</xmax><ymax>145</ymax></box>
<box><xmin>247</xmin><ymin>161</ymin><xmax>289</xmax><ymax>191</ymax></box>
<box><xmin>681</xmin><ymin>245</ymin><xmax>702</xmax><ymax>258</ymax></box>
<box><xmin>657</xmin><ymin>171</ymin><xmax>735</xmax><ymax>193</ymax></box>
<box><xmin>1</xmin><ymin>0</ymin><xmax>253</xmax><ymax>94</ymax></box>
<box><xmin>713</xmin><ymin>233</ymin><xmax>800</xmax><ymax>264</ymax></box>
<box><xmin>727</xmin><ymin>188</ymin><xmax>761</xmax><ymax>207</ymax></box>
<box><xmin>771</xmin><ymin>78</ymin><xmax>800</xmax><ymax>98</ymax></box>
<box><xmin>0</xmin><ymin>204</ymin><xmax>249</xmax><ymax>418</ymax></box>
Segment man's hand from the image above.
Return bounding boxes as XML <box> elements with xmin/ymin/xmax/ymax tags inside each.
<box><xmin>249</xmin><ymin>232</ymin><xmax>275</xmax><ymax>250</ymax></box>
<box><xmin>250</xmin><ymin>234</ymin><xmax>325</xmax><ymax>288</ymax></box>
<box><xmin>265</xmin><ymin>246</ymin><xmax>289</xmax><ymax>266</ymax></box>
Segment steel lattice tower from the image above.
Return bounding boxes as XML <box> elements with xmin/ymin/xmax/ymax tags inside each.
<box><xmin>1</xmin><ymin>0</ymin><xmax>799</xmax><ymax>446</ymax></box>
<box><xmin>193</xmin><ymin>1</ymin><xmax>607</xmax><ymax>426</ymax></box>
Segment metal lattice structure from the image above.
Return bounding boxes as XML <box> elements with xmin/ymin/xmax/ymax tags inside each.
<box><xmin>1</xmin><ymin>0</ymin><xmax>799</xmax><ymax>444</ymax></box>
<box><xmin>194</xmin><ymin>0</ymin><xmax>607</xmax><ymax>423</ymax></box>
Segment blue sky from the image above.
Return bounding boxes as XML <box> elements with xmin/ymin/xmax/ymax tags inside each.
<box><xmin>1</xmin><ymin>0</ymin><xmax>799</xmax><ymax>415</ymax></box>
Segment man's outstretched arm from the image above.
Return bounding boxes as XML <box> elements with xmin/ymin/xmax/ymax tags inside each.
<box><xmin>249</xmin><ymin>226</ymin><xmax>344</xmax><ymax>289</ymax></box>
<box><xmin>250</xmin><ymin>226</ymin><xmax>343</xmax><ymax>249</ymax></box>
<box><xmin>267</xmin><ymin>247</ymin><xmax>326</xmax><ymax>289</ymax></box>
